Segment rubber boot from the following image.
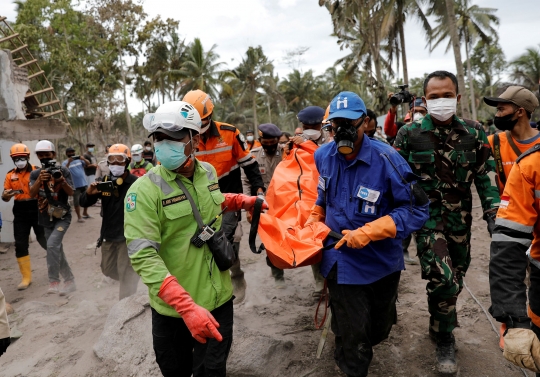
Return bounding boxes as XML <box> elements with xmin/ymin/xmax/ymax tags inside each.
<box><xmin>16</xmin><ymin>255</ymin><xmax>32</xmax><ymax>290</ymax></box>
<box><xmin>230</xmin><ymin>242</ymin><xmax>247</xmax><ymax>304</ymax></box>
<box><xmin>311</xmin><ymin>262</ymin><xmax>325</xmax><ymax>298</ymax></box>
<box><xmin>435</xmin><ymin>332</ymin><xmax>457</xmax><ymax>374</ymax></box>
<box><xmin>271</xmin><ymin>266</ymin><xmax>285</xmax><ymax>288</ymax></box>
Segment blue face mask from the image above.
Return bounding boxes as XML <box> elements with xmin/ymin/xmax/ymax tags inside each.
<box><xmin>154</xmin><ymin>139</ymin><xmax>191</xmax><ymax>171</ymax></box>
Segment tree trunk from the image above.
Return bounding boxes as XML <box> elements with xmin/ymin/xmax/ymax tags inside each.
<box><xmin>444</xmin><ymin>0</ymin><xmax>471</xmax><ymax>119</ymax></box>
<box><xmin>465</xmin><ymin>40</ymin><xmax>477</xmax><ymax>120</ymax></box>
<box><xmin>118</xmin><ymin>41</ymin><xmax>134</xmax><ymax>146</ymax></box>
<box><xmin>398</xmin><ymin>11</ymin><xmax>408</xmax><ymax>85</ymax></box>
<box><xmin>267</xmin><ymin>96</ymin><xmax>272</xmax><ymax>123</ymax></box>
<box><xmin>252</xmin><ymin>93</ymin><xmax>258</xmax><ymax>128</ymax></box>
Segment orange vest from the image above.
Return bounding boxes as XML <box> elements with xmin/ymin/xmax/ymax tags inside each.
<box><xmin>488</xmin><ymin>131</ymin><xmax>540</xmax><ymax>193</ymax></box>
<box><xmin>196</xmin><ymin>121</ymin><xmax>254</xmax><ymax>179</ymax></box>
<box><xmin>3</xmin><ymin>164</ymin><xmax>37</xmax><ymax>201</ymax></box>
<box><xmin>246</xmin><ymin>140</ymin><xmax>261</xmax><ymax>152</ymax></box>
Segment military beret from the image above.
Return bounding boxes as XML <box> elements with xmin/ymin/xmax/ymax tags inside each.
<box><xmin>297</xmin><ymin>106</ymin><xmax>325</xmax><ymax>125</ymax></box>
<box><xmin>258</xmin><ymin>123</ymin><xmax>282</xmax><ymax>138</ymax></box>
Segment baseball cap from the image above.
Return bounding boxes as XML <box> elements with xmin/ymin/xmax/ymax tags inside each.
<box><xmin>484</xmin><ymin>86</ymin><xmax>539</xmax><ymax>113</ymax></box>
<box><xmin>410</xmin><ymin>97</ymin><xmax>426</xmax><ymax>110</ymax></box>
<box><xmin>66</xmin><ymin>147</ymin><xmax>75</xmax><ymax>153</ymax></box>
<box><xmin>327</xmin><ymin>91</ymin><xmax>367</xmax><ymax>121</ymax></box>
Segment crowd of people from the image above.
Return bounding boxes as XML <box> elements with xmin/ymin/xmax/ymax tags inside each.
<box><xmin>1</xmin><ymin>69</ymin><xmax>540</xmax><ymax>377</ymax></box>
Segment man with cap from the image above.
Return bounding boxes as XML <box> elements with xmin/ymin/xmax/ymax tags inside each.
<box><xmin>364</xmin><ymin>109</ymin><xmax>389</xmax><ymax>145</ymax></box>
<box><xmin>82</xmin><ymin>142</ymin><xmax>98</xmax><ymax>218</ymax></box>
<box><xmin>384</xmin><ymin>96</ymin><xmax>427</xmax><ymax>144</ymax></box>
<box><xmin>62</xmin><ymin>147</ymin><xmax>91</xmax><ymax>223</ymax></box>
<box><xmin>484</xmin><ymin>86</ymin><xmax>540</xmax><ymax>195</ymax></box>
<box><xmin>306</xmin><ymin>91</ymin><xmax>429</xmax><ymax>377</ymax></box>
<box><xmin>242</xmin><ymin>123</ymin><xmax>288</xmax><ymax>286</ymax></box>
<box><xmin>245</xmin><ymin>130</ymin><xmax>261</xmax><ymax>152</ymax></box>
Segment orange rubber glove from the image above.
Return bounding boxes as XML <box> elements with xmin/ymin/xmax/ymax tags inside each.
<box><xmin>157</xmin><ymin>274</ymin><xmax>222</xmax><ymax>343</ymax></box>
<box><xmin>335</xmin><ymin>215</ymin><xmax>397</xmax><ymax>249</ymax></box>
<box><xmin>222</xmin><ymin>193</ymin><xmax>268</xmax><ymax>213</ymax></box>
<box><xmin>304</xmin><ymin>205</ymin><xmax>326</xmax><ymax>227</ymax></box>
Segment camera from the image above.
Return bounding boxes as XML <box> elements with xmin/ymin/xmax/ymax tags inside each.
<box><xmin>42</xmin><ymin>159</ymin><xmax>62</xmax><ymax>179</ymax></box>
<box><xmin>97</xmin><ymin>181</ymin><xmax>115</xmax><ymax>193</ymax></box>
<box><xmin>72</xmin><ymin>155</ymin><xmax>80</xmax><ymax>160</ymax></box>
<box><xmin>390</xmin><ymin>85</ymin><xmax>413</xmax><ymax>106</ymax></box>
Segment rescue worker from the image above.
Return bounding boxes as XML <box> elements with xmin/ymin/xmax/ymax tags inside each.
<box><xmin>242</xmin><ymin>123</ymin><xmax>286</xmax><ymax>287</ymax></box>
<box><xmin>245</xmin><ymin>130</ymin><xmax>261</xmax><ymax>151</ymax></box>
<box><xmin>2</xmin><ymin>143</ymin><xmax>47</xmax><ymax>290</ymax></box>
<box><xmin>81</xmin><ymin>144</ymin><xmax>140</xmax><ymax>300</ymax></box>
<box><xmin>124</xmin><ymin>101</ymin><xmax>265</xmax><ymax>376</ymax></box>
<box><xmin>489</xmin><ymin>143</ymin><xmax>540</xmax><ymax>376</ymax></box>
<box><xmin>394</xmin><ymin>70</ymin><xmax>500</xmax><ymax>373</ymax></box>
<box><xmin>130</xmin><ymin>144</ymin><xmax>153</xmax><ymax>177</ymax></box>
<box><xmin>142</xmin><ymin>140</ymin><xmax>156</xmax><ymax>164</ymax></box>
<box><xmin>184</xmin><ymin>89</ymin><xmax>265</xmax><ymax>304</ymax></box>
<box><xmin>307</xmin><ymin>91</ymin><xmax>429</xmax><ymax>377</ymax></box>
<box><xmin>29</xmin><ymin>140</ymin><xmax>77</xmax><ymax>295</ymax></box>
<box><xmin>484</xmin><ymin>86</ymin><xmax>540</xmax><ymax>194</ymax></box>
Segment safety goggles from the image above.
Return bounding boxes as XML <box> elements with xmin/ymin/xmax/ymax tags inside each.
<box><xmin>143</xmin><ymin>112</ymin><xmax>189</xmax><ymax>134</ymax></box>
<box><xmin>107</xmin><ymin>154</ymin><xmax>127</xmax><ymax>164</ymax></box>
<box><xmin>12</xmin><ymin>157</ymin><xmax>28</xmax><ymax>162</ymax></box>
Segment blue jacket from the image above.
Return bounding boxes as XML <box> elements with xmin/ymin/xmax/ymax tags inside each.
<box><xmin>314</xmin><ymin>136</ymin><xmax>429</xmax><ymax>285</ymax></box>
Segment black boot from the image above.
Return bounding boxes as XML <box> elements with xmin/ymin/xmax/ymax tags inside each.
<box><xmin>436</xmin><ymin>332</ymin><xmax>457</xmax><ymax>374</ymax></box>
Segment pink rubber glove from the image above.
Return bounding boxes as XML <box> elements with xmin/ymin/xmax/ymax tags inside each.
<box><xmin>158</xmin><ymin>274</ymin><xmax>222</xmax><ymax>343</ymax></box>
<box><xmin>222</xmin><ymin>193</ymin><xmax>268</xmax><ymax>213</ymax></box>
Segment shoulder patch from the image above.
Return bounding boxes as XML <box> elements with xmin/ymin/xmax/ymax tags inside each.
<box><xmin>516</xmin><ymin>144</ymin><xmax>540</xmax><ymax>164</ymax></box>
<box><xmin>220</xmin><ymin>125</ymin><xmax>236</xmax><ymax>132</ymax></box>
<box><xmin>126</xmin><ymin>193</ymin><xmax>137</xmax><ymax>212</ymax></box>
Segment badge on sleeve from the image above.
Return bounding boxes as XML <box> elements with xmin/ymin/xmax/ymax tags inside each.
<box><xmin>318</xmin><ymin>176</ymin><xmax>326</xmax><ymax>191</ymax></box>
<box><xmin>357</xmin><ymin>186</ymin><xmax>380</xmax><ymax>203</ymax></box>
<box><xmin>126</xmin><ymin>193</ymin><xmax>137</xmax><ymax>212</ymax></box>
<box><xmin>500</xmin><ymin>195</ymin><xmax>510</xmax><ymax>209</ymax></box>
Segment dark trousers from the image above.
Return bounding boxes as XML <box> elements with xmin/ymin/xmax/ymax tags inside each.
<box><xmin>328</xmin><ymin>270</ymin><xmax>401</xmax><ymax>377</ymax></box>
<box><xmin>13</xmin><ymin>209</ymin><xmax>47</xmax><ymax>258</ymax></box>
<box><xmin>151</xmin><ymin>299</ymin><xmax>234</xmax><ymax>377</ymax></box>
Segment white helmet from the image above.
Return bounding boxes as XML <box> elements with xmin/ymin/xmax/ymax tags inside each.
<box><xmin>35</xmin><ymin>140</ymin><xmax>55</xmax><ymax>153</ymax></box>
<box><xmin>131</xmin><ymin>144</ymin><xmax>144</xmax><ymax>155</ymax></box>
<box><xmin>143</xmin><ymin>101</ymin><xmax>202</xmax><ymax>138</ymax></box>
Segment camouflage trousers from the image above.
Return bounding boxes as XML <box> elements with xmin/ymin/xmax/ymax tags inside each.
<box><xmin>416</xmin><ymin>229</ymin><xmax>471</xmax><ymax>334</ymax></box>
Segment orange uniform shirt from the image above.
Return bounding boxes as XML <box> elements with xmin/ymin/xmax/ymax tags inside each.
<box><xmin>246</xmin><ymin>140</ymin><xmax>261</xmax><ymax>152</ymax></box>
<box><xmin>488</xmin><ymin>131</ymin><xmax>540</xmax><ymax>193</ymax></box>
<box><xmin>3</xmin><ymin>164</ymin><xmax>37</xmax><ymax>201</ymax></box>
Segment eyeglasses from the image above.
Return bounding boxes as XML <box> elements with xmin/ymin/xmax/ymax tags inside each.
<box><xmin>107</xmin><ymin>154</ymin><xmax>127</xmax><ymax>164</ymax></box>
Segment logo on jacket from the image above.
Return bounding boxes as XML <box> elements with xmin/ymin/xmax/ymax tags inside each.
<box><xmin>126</xmin><ymin>193</ymin><xmax>137</xmax><ymax>212</ymax></box>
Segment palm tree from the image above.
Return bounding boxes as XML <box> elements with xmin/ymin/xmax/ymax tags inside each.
<box><xmin>279</xmin><ymin>69</ymin><xmax>319</xmax><ymax>114</ymax></box>
<box><xmin>510</xmin><ymin>45</ymin><xmax>540</xmax><ymax>91</ymax></box>
<box><xmin>429</xmin><ymin>0</ymin><xmax>499</xmax><ymax>120</ymax></box>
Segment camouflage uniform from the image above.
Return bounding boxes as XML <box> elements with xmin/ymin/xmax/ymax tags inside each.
<box><xmin>394</xmin><ymin>114</ymin><xmax>500</xmax><ymax>334</ymax></box>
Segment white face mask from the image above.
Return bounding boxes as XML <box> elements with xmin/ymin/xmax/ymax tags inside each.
<box><xmin>109</xmin><ymin>165</ymin><xmax>125</xmax><ymax>177</ymax></box>
<box><xmin>145</xmin><ymin>146</ymin><xmax>152</xmax><ymax>151</ymax></box>
<box><xmin>425</xmin><ymin>98</ymin><xmax>457</xmax><ymax>122</ymax></box>
<box><xmin>413</xmin><ymin>112</ymin><xmax>425</xmax><ymax>122</ymax></box>
<box><xmin>303</xmin><ymin>129</ymin><xmax>321</xmax><ymax>141</ymax></box>
<box><xmin>133</xmin><ymin>155</ymin><xmax>142</xmax><ymax>162</ymax></box>
<box><xmin>246</xmin><ymin>135</ymin><xmax>254</xmax><ymax>142</ymax></box>
<box><xmin>15</xmin><ymin>159</ymin><xmax>28</xmax><ymax>169</ymax></box>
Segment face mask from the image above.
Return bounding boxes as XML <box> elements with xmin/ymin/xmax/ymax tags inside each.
<box><xmin>133</xmin><ymin>155</ymin><xmax>142</xmax><ymax>162</ymax></box>
<box><xmin>425</xmin><ymin>98</ymin><xmax>457</xmax><ymax>122</ymax></box>
<box><xmin>262</xmin><ymin>143</ymin><xmax>278</xmax><ymax>155</ymax></box>
<box><xmin>15</xmin><ymin>159</ymin><xmax>28</xmax><ymax>169</ymax></box>
<box><xmin>246</xmin><ymin>135</ymin><xmax>254</xmax><ymax>142</ymax></box>
<box><xmin>145</xmin><ymin>146</ymin><xmax>152</xmax><ymax>151</ymax></box>
<box><xmin>413</xmin><ymin>112</ymin><xmax>425</xmax><ymax>122</ymax></box>
<box><xmin>109</xmin><ymin>165</ymin><xmax>125</xmax><ymax>177</ymax></box>
<box><xmin>154</xmin><ymin>139</ymin><xmax>191</xmax><ymax>171</ymax></box>
<box><xmin>39</xmin><ymin>157</ymin><xmax>53</xmax><ymax>166</ymax></box>
<box><xmin>333</xmin><ymin>119</ymin><xmax>362</xmax><ymax>155</ymax></box>
<box><xmin>303</xmin><ymin>129</ymin><xmax>321</xmax><ymax>141</ymax></box>
<box><xmin>88</xmin><ymin>148</ymin><xmax>95</xmax><ymax>153</ymax></box>
<box><xmin>494</xmin><ymin>112</ymin><xmax>519</xmax><ymax>131</ymax></box>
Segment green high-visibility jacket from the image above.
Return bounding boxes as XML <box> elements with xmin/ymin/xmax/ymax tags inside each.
<box><xmin>124</xmin><ymin>161</ymin><xmax>233</xmax><ymax>318</ymax></box>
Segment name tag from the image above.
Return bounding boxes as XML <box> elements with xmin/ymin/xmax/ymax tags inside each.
<box><xmin>207</xmin><ymin>183</ymin><xmax>220</xmax><ymax>192</ymax></box>
<box><xmin>162</xmin><ymin>194</ymin><xmax>187</xmax><ymax>207</ymax></box>
<box><xmin>357</xmin><ymin>186</ymin><xmax>380</xmax><ymax>203</ymax></box>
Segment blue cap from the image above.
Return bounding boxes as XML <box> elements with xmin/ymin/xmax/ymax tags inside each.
<box><xmin>258</xmin><ymin>123</ymin><xmax>282</xmax><ymax>138</ymax></box>
<box><xmin>297</xmin><ymin>106</ymin><xmax>325</xmax><ymax>125</ymax></box>
<box><xmin>327</xmin><ymin>91</ymin><xmax>366</xmax><ymax>120</ymax></box>
<box><xmin>409</xmin><ymin>97</ymin><xmax>426</xmax><ymax>110</ymax></box>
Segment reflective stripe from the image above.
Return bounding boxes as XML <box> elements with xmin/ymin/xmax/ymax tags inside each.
<box><xmin>128</xmin><ymin>239</ymin><xmax>161</xmax><ymax>256</ymax></box>
<box><xmin>199</xmin><ymin>161</ymin><xmax>216</xmax><ymax>181</ymax></box>
<box><xmin>535</xmin><ymin>190</ymin><xmax>540</xmax><ymax>198</ymax></box>
<box><xmin>147</xmin><ymin>171</ymin><xmax>174</xmax><ymax>195</ymax></box>
<box><xmin>526</xmin><ymin>248</ymin><xmax>540</xmax><ymax>270</ymax></box>
<box><xmin>195</xmin><ymin>146</ymin><xmax>233</xmax><ymax>156</ymax></box>
<box><xmin>238</xmin><ymin>157</ymin><xmax>256</xmax><ymax>167</ymax></box>
<box><xmin>237</xmin><ymin>154</ymin><xmax>252</xmax><ymax>163</ymax></box>
<box><xmin>492</xmin><ymin>233</ymin><xmax>532</xmax><ymax>246</ymax></box>
<box><xmin>495</xmin><ymin>218</ymin><xmax>533</xmax><ymax>233</ymax></box>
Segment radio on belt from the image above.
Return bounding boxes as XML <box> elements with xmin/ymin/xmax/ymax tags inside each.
<box><xmin>190</xmin><ymin>206</ymin><xmax>228</xmax><ymax>248</ymax></box>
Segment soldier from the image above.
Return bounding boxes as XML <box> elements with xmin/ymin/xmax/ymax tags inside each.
<box><xmin>394</xmin><ymin>70</ymin><xmax>500</xmax><ymax>373</ymax></box>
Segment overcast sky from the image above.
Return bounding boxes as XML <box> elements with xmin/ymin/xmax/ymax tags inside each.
<box><xmin>1</xmin><ymin>0</ymin><xmax>539</xmax><ymax>93</ymax></box>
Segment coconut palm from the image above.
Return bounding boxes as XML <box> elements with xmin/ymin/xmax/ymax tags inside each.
<box><xmin>510</xmin><ymin>45</ymin><xmax>540</xmax><ymax>92</ymax></box>
<box><xmin>279</xmin><ymin>69</ymin><xmax>320</xmax><ymax>114</ymax></box>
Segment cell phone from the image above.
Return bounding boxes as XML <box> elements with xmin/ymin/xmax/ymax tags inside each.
<box><xmin>96</xmin><ymin>181</ymin><xmax>114</xmax><ymax>193</ymax></box>
<box><xmin>11</xmin><ymin>190</ymin><xmax>23</xmax><ymax>194</ymax></box>
<box><xmin>72</xmin><ymin>155</ymin><xmax>80</xmax><ymax>160</ymax></box>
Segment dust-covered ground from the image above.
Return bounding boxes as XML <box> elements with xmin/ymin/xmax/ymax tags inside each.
<box><xmin>0</xmin><ymin>194</ymin><xmax>533</xmax><ymax>377</ymax></box>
